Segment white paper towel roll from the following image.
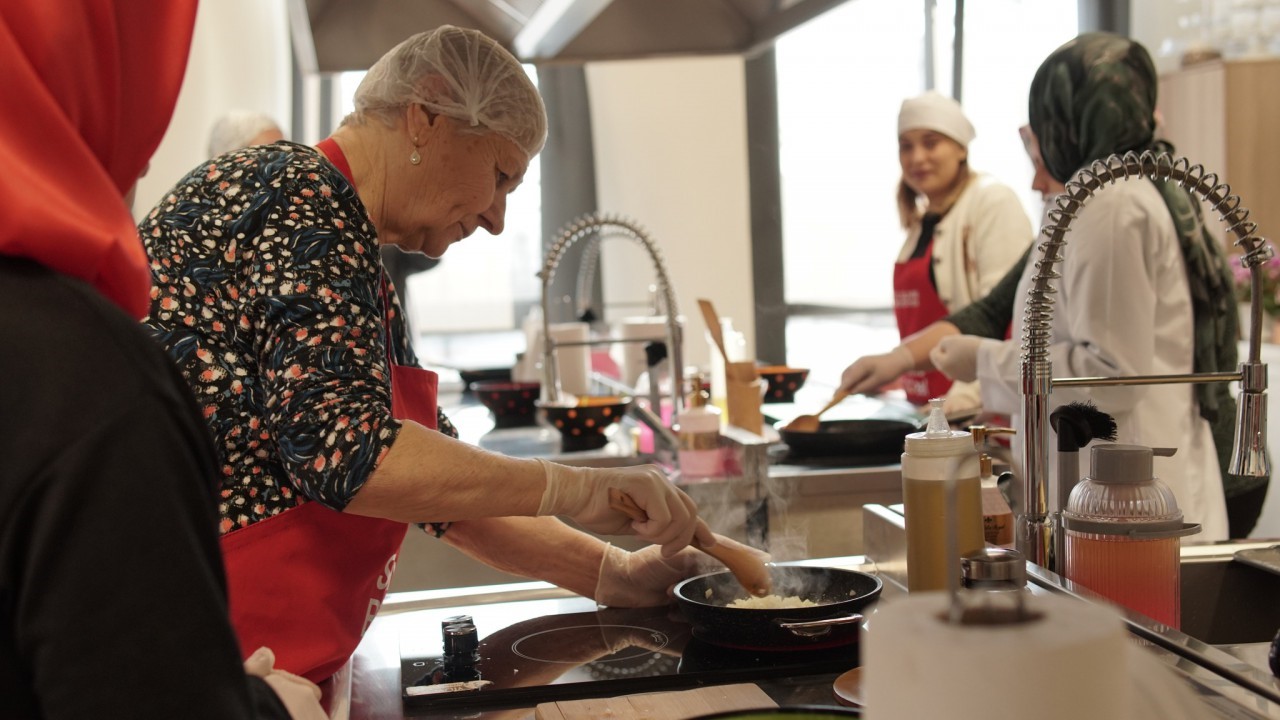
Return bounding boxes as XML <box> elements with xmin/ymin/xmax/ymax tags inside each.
<box><xmin>863</xmin><ymin>592</ymin><xmax>1131</xmax><ymax>720</ymax></box>
<box><xmin>548</xmin><ymin>322</ymin><xmax>591</xmax><ymax>396</ymax></box>
<box><xmin>613</xmin><ymin>316</ymin><xmax>669</xmax><ymax>387</ymax></box>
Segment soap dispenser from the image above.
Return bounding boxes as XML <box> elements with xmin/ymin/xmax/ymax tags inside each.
<box><xmin>676</xmin><ymin>373</ymin><xmax>722</xmax><ymax>481</ymax></box>
<box><xmin>979</xmin><ymin>453</ymin><xmax>1014</xmax><ymax>547</ymax></box>
<box><xmin>1062</xmin><ymin>443</ymin><xmax>1201</xmax><ymax>628</ymax></box>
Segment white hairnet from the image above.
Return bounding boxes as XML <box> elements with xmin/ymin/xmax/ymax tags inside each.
<box><xmin>353</xmin><ymin>25</ymin><xmax>547</xmax><ymax>158</ymax></box>
<box><xmin>207</xmin><ymin>111</ymin><xmax>284</xmax><ymax>158</ymax></box>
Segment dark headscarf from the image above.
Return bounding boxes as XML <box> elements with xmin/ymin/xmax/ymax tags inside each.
<box><xmin>1029</xmin><ymin>33</ymin><xmax>1262</xmax><ymax>499</ymax></box>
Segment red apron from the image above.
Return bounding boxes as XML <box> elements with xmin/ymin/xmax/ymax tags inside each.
<box><xmin>893</xmin><ymin>237</ymin><xmax>953</xmax><ymax>406</ymax></box>
<box><xmin>220</xmin><ymin>138</ymin><xmax>439</xmax><ymax>683</ymax></box>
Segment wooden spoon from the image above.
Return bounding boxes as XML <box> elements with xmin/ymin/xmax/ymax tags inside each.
<box><xmin>782</xmin><ymin>388</ymin><xmax>850</xmax><ymax>433</ymax></box>
<box><xmin>697</xmin><ymin>298</ymin><xmax>729</xmax><ymax>359</ymax></box>
<box><xmin>608</xmin><ymin>488</ymin><xmax>772</xmax><ymax>597</ymax></box>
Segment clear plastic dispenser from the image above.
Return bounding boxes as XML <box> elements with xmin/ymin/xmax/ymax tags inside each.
<box><xmin>1062</xmin><ymin>443</ymin><xmax>1201</xmax><ymax>628</ymax></box>
<box><xmin>902</xmin><ymin>398</ymin><xmax>983</xmax><ymax>592</ymax></box>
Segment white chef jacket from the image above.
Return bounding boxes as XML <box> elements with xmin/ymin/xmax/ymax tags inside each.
<box><xmin>974</xmin><ymin>179</ymin><xmax>1229</xmax><ymax>541</ymax></box>
<box><xmin>896</xmin><ymin>172</ymin><xmax>1033</xmax><ymax>309</ymax></box>
<box><xmin>898</xmin><ymin>172</ymin><xmax>1032</xmax><ymax>411</ymax></box>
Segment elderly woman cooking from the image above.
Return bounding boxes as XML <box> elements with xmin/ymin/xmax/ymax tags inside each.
<box><xmin>140</xmin><ymin>26</ymin><xmax>732</xmax><ymax>682</ymax></box>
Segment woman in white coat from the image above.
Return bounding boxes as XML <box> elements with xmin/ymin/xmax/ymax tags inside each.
<box><xmin>846</xmin><ymin>92</ymin><xmax>1031</xmax><ymax>409</ymax></box>
<box><xmin>930</xmin><ymin>33</ymin><xmax>1238</xmax><ymax>540</ymax></box>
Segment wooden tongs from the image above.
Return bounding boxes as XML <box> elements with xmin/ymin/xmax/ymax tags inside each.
<box><xmin>608</xmin><ymin>488</ymin><xmax>773</xmax><ymax>597</ymax></box>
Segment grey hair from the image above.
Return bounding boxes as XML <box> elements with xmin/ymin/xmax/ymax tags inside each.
<box><xmin>207</xmin><ymin>111</ymin><xmax>283</xmax><ymax>158</ymax></box>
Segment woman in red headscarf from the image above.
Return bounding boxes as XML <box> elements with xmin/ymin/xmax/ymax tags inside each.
<box><xmin>0</xmin><ymin>1</ymin><xmax>322</xmax><ymax>717</ymax></box>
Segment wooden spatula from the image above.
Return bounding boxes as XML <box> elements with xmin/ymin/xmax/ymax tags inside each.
<box><xmin>697</xmin><ymin>298</ymin><xmax>728</xmax><ymax>359</ymax></box>
<box><xmin>607</xmin><ymin>488</ymin><xmax>772</xmax><ymax>597</ymax></box>
<box><xmin>782</xmin><ymin>388</ymin><xmax>850</xmax><ymax>433</ymax></box>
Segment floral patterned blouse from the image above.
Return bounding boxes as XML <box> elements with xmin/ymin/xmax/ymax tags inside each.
<box><xmin>140</xmin><ymin>142</ymin><xmax>455</xmax><ymax>534</ymax></box>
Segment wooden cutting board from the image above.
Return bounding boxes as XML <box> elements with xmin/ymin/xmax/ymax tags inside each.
<box><xmin>534</xmin><ymin>683</ymin><xmax>776</xmax><ymax>720</ymax></box>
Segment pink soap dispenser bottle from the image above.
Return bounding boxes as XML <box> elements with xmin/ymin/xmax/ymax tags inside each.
<box><xmin>676</xmin><ymin>374</ymin><xmax>722</xmax><ymax>481</ymax></box>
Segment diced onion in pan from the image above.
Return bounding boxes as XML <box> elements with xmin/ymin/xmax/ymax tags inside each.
<box><xmin>726</xmin><ymin>594</ymin><xmax>817</xmax><ymax>609</ymax></box>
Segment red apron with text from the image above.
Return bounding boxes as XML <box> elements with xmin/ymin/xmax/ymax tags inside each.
<box><xmin>220</xmin><ymin>138</ymin><xmax>438</xmax><ymax>682</ymax></box>
<box><xmin>219</xmin><ymin>363</ymin><xmax>436</xmax><ymax>682</ymax></box>
<box><xmin>893</xmin><ymin>239</ymin><xmax>952</xmax><ymax>405</ymax></box>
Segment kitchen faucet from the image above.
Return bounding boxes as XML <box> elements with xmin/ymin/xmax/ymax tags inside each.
<box><xmin>1017</xmin><ymin>151</ymin><xmax>1271</xmax><ymax>571</ymax></box>
<box><xmin>538</xmin><ymin>213</ymin><xmax>686</xmax><ymax>452</ymax></box>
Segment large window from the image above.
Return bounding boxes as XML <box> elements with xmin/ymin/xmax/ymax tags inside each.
<box><xmin>954</xmin><ymin>0</ymin><xmax>1079</xmax><ymax>225</ymax></box>
<box><xmin>336</xmin><ymin>69</ymin><xmax>543</xmax><ymax>369</ymax></box>
<box><xmin>775</xmin><ymin>0</ymin><xmax>925</xmax><ymax>312</ymax></box>
<box><xmin>773</xmin><ymin>0</ymin><xmax>1077</xmax><ymax>381</ymax></box>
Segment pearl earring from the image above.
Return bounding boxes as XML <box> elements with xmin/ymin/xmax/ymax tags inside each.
<box><xmin>409</xmin><ymin>135</ymin><xmax>421</xmax><ymax>165</ymax></box>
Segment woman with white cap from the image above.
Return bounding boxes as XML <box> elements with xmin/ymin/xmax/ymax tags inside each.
<box><xmin>841</xmin><ymin>91</ymin><xmax>1032</xmax><ymax>410</ymax></box>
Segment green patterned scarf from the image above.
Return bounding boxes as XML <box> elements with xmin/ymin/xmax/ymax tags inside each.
<box><xmin>1029</xmin><ymin>33</ymin><xmax>1263</xmax><ymax>498</ymax></box>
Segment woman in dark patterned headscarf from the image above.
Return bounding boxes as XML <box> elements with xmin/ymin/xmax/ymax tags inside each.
<box><xmin>1028</xmin><ymin>32</ymin><xmax>1264</xmax><ymax>538</ymax></box>
<box><xmin>928</xmin><ymin>32</ymin><xmax>1255</xmax><ymax>539</ymax></box>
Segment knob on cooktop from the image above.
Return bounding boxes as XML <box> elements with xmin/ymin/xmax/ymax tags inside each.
<box><xmin>443</xmin><ymin>622</ymin><xmax>479</xmax><ymax>659</ymax></box>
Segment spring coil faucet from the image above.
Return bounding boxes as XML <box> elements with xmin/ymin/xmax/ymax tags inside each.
<box><xmin>537</xmin><ymin>212</ymin><xmax>686</xmax><ymax>423</ymax></box>
<box><xmin>1017</xmin><ymin>151</ymin><xmax>1271</xmax><ymax>571</ymax></box>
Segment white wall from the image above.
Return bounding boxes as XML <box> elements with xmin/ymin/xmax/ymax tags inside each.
<box><xmin>1132</xmin><ymin>0</ymin><xmax>1198</xmax><ymax>74</ymax></box>
<box><xmin>585</xmin><ymin>56</ymin><xmax>755</xmax><ymax>372</ymax></box>
<box><xmin>133</xmin><ymin>0</ymin><xmax>292</xmax><ymax>219</ymax></box>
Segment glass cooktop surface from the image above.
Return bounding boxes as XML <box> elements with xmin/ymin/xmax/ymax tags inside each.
<box><xmin>400</xmin><ymin>596</ymin><xmax>860</xmax><ymax>711</ymax></box>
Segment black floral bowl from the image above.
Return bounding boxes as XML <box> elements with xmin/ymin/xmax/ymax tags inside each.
<box><xmin>538</xmin><ymin>395</ymin><xmax>631</xmax><ymax>452</ymax></box>
<box><xmin>473</xmin><ymin>381</ymin><xmax>540</xmax><ymax>428</ymax></box>
<box><xmin>757</xmin><ymin>365</ymin><xmax>810</xmax><ymax>404</ymax></box>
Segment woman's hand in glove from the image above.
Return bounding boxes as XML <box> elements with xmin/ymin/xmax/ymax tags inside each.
<box><xmin>243</xmin><ymin>646</ymin><xmax>327</xmax><ymax>720</ymax></box>
<box><xmin>839</xmin><ymin>345</ymin><xmax>914</xmax><ymax>395</ymax></box>
<box><xmin>594</xmin><ymin>538</ymin><xmax>771</xmax><ymax>607</ymax></box>
<box><xmin>929</xmin><ymin>335</ymin><xmax>986</xmax><ymax>383</ymax></box>
<box><xmin>536</xmin><ymin>460</ymin><xmax>713</xmax><ymax>556</ymax></box>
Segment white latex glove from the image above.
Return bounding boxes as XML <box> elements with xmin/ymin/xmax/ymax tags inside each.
<box><xmin>839</xmin><ymin>345</ymin><xmax>914</xmax><ymax>395</ymax></box>
<box><xmin>930</xmin><ymin>335</ymin><xmax>984</xmax><ymax>383</ymax></box>
<box><xmin>595</xmin><ymin>537</ymin><xmax>771</xmax><ymax>607</ymax></box>
<box><xmin>941</xmin><ymin>381</ymin><xmax>982</xmax><ymax>418</ymax></box>
<box><xmin>536</xmin><ymin>459</ymin><xmax>713</xmax><ymax>556</ymax></box>
<box><xmin>242</xmin><ymin>646</ymin><xmax>327</xmax><ymax>720</ymax></box>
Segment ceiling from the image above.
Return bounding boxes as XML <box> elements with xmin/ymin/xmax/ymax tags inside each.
<box><xmin>290</xmin><ymin>0</ymin><xmax>855</xmax><ymax>73</ymax></box>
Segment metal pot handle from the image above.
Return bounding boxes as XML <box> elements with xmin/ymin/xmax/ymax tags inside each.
<box><xmin>775</xmin><ymin>613</ymin><xmax>865</xmax><ymax>638</ymax></box>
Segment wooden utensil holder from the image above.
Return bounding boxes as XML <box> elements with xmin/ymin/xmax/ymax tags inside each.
<box><xmin>724</xmin><ymin>360</ymin><xmax>764</xmax><ymax>435</ymax></box>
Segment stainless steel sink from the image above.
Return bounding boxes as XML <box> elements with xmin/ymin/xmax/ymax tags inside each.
<box><xmin>1180</xmin><ymin>543</ymin><xmax>1280</xmax><ymax>645</ymax></box>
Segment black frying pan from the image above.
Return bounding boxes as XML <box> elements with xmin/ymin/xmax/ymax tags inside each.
<box><xmin>777</xmin><ymin>418</ymin><xmax>919</xmax><ymax>459</ymax></box>
<box><xmin>673</xmin><ymin>566</ymin><xmax>882</xmax><ymax>651</ymax></box>
<box><xmin>457</xmin><ymin>367</ymin><xmax>511</xmax><ymax>392</ymax></box>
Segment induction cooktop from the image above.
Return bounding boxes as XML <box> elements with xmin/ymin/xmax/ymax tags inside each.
<box><xmin>400</xmin><ymin>596</ymin><xmax>860</xmax><ymax>711</ymax></box>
